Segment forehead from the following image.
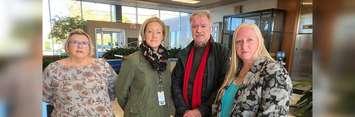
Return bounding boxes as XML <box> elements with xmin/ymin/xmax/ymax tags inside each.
<box><xmin>191</xmin><ymin>15</ymin><xmax>210</xmax><ymax>24</ymax></box>
<box><xmin>70</xmin><ymin>34</ymin><xmax>88</xmax><ymax>40</ymax></box>
<box><xmin>146</xmin><ymin>22</ymin><xmax>163</xmax><ymax>29</ymax></box>
<box><xmin>236</xmin><ymin>27</ymin><xmax>257</xmax><ymax>39</ymax></box>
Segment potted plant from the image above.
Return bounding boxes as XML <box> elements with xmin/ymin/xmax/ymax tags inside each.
<box><xmin>50</xmin><ymin>16</ymin><xmax>87</xmax><ymax>40</ymax></box>
<box><xmin>102</xmin><ymin>47</ymin><xmax>182</xmax><ymax>73</ymax></box>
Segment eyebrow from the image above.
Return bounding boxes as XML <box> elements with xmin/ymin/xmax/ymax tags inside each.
<box><xmin>70</xmin><ymin>39</ymin><xmax>89</xmax><ymax>41</ymax></box>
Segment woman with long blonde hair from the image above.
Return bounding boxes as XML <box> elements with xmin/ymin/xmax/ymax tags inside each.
<box><xmin>212</xmin><ymin>23</ymin><xmax>292</xmax><ymax>117</ymax></box>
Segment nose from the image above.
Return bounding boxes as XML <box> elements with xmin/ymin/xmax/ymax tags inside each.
<box><xmin>152</xmin><ymin>32</ymin><xmax>157</xmax><ymax>38</ymax></box>
<box><xmin>241</xmin><ymin>41</ymin><xmax>247</xmax><ymax>50</ymax></box>
<box><xmin>196</xmin><ymin>26</ymin><xmax>202</xmax><ymax>33</ymax></box>
<box><xmin>77</xmin><ymin>43</ymin><xmax>84</xmax><ymax>48</ymax></box>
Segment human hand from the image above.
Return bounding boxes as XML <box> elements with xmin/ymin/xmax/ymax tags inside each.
<box><xmin>183</xmin><ymin>109</ymin><xmax>201</xmax><ymax>117</ymax></box>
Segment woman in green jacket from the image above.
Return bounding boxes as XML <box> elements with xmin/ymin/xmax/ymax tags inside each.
<box><xmin>116</xmin><ymin>17</ymin><xmax>175</xmax><ymax>117</ymax></box>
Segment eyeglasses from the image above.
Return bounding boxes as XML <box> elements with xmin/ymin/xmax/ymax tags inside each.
<box><xmin>69</xmin><ymin>40</ymin><xmax>89</xmax><ymax>47</ymax></box>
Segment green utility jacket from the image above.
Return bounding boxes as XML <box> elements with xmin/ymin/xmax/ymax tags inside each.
<box><xmin>116</xmin><ymin>51</ymin><xmax>175</xmax><ymax>117</ymax></box>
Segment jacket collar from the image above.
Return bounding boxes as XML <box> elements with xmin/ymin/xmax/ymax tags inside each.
<box><xmin>179</xmin><ymin>36</ymin><xmax>215</xmax><ymax>67</ymax></box>
<box><xmin>239</xmin><ymin>57</ymin><xmax>271</xmax><ymax>86</ymax></box>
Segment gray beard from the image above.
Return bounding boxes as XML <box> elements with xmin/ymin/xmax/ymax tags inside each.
<box><xmin>193</xmin><ymin>40</ymin><xmax>209</xmax><ymax>47</ymax></box>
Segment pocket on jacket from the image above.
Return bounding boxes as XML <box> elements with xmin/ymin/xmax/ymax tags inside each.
<box><xmin>125</xmin><ymin>94</ymin><xmax>145</xmax><ymax>114</ymax></box>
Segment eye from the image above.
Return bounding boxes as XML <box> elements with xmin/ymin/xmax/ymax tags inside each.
<box><xmin>71</xmin><ymin>40</ymin><xmax>78</xmax><ymax>44</ymax></box>
<box><xmin>247</xmin><ymin>38</ymin><xmax>254</xmax><ymax>42</ymax></box>
<box><xmin>82</xmin><ymin>41</ymin><xmax>89</xmax><ymax>45</ymax></box>
<box><xmin>236</xmin><ymin>40</ymin><xmax>242</xmax><ymax>44</ymax></box>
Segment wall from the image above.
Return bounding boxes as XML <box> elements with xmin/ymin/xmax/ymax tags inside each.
<box><xmin>277</xmin><ymin>0</ymin><xmax>300</xmax><ymax>72</ymax></box>
<box><xmin>209</xmin><ymin>0</ymin><xmax>278</xmax><ymax>23</ymax></box>
<box><xmin>208</xmin><ymin>0</ymin><xmax>300</xmax><ymax>72</ymax></box>
<box><xmin>85</xmin><ymin>21</ymin><xmax>141</xmax><ymax>56</ymax></box>
<box><xmin>86</xmin><ymin>20</ymin><xmax>141</xmax><ymax>40</ymax></box>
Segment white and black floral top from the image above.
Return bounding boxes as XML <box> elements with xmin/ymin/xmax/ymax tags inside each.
<box><xmin>43</xmin><ymin>58</ymin><xmax>117</xmax><ymax>117</ymax></box>
<box><xmin>213</xmin><ymin>57</ymin><xmax>292</xmax><ymax>117</ymax></box>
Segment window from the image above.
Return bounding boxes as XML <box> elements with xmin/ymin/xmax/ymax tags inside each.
<box><xmin>44</xmin><ymin>0</ymin><xmax>193</xmax><ymax>55</ymax></box>
<box><xmin>137</xmin><ymin>8</ymin><xmax>159</xmax><ymax>24</ymax></box>
<box><xmin>122</xmin><ymin>6</ymin><xmax>137</xmax><ymax>23</ymax></box>
<box><xmin>49</xmin><ymin>0</ymin><xmax>81</xmax><ymax>19</ymax></box>
<box><xmin>160</xmin><ymin>10</ymin><xmax>180</xmax><ymax>48</ymax></box>
<box><xmin>43</xmin><ymin>0</ymin><xmax>51</xmax><ymax>55</ymax></box>
<box><xmin>82</xmin><ymin>2</ymin><xmax>113</xmax><ymax>22</ymax></box>
<box><xmin>179</xmin><ymin>12</ymin><xmax>192</xmax><ymax>48</ymax></box>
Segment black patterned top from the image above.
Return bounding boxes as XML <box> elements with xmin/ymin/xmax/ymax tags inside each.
<box><xmin>213</xmin><ymin>57</ymin><xmax>293</xmax><ymax>117</ymax></box>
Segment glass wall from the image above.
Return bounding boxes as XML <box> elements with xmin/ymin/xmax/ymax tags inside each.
<box><xmin>160</xmin><ymin>10</ymin><xmax>179</xmax><ymax>48</ymax></box>
<box><xmin>49</xmin><ymin>0</ymin><xmax>81</xmax><ymax>19</ymax></box>
<box><xmin>137</xmin><ymin>8</ymin><xmax>159</xmax><ymax>24</ymax></box>
<box><xmin>44</xmin><ymin>0</ymin><xmax>192</xmax><ymax>55</ymax></box>
<box><xmin>122</xmin><ymin>6</ymin><xmax>137</xmax><ymax>23</ymax></box>
<box><xmin>82</xmin><ymin>1</ymin><xmax>114</xmax><ymax>22</ymax></box>
<box><xmin>179</xmin><ymin>13</ymin><xmax>192</xmax><ymax>48</ymax></box>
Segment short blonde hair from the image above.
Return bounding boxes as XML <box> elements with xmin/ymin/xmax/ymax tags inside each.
<box><xmin>215</xmin><ymin>23</ymin><xmax>274</xmax><ymax>103</ymax></box>
<box><xmin>64</xmin><ymin>29</ymin><xmax>94</xmax><ymax>56</ymax></box>
<box><xmin>140</xmin><ymin>17</ymin><xmax>168</xmax><ymax>41</ymax></box>
<box><xmin>190</xmin><ymin>10</ymin><xmax>211</xmax><ymax>23</ymax></box>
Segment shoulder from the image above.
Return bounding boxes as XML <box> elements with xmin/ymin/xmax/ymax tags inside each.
<box><xmin>122</xmin><ymin>51</ymin><xmax>141</xmax><ymax>65</ymax></box>
<box><xmin>256</xmin><ymin>58</ymin><xmax>292</xmax><ymax>88</ymax></box>
<box><xmin>176</xmin><ymin>44</ymin><xmax>192</xmax><ymax>59</ymax></box>
<box><xmin>95</xmin><ymin>58</ymin><xmax>106</xmax><ymax>63</ymax></box>
<box><xmin>44</xmin><ymin>59</ymin><xmax>63</xmax><ymax>72</ymax></box>
<box><xmin>94</xmin><ymin>58</ymin><xmax>110</xmax><ymax>66</ymax></box>
<box><xmin>252</xmin><ymin>58</ymin><xmax>284</xmax><ymax>74</ymax></box>
<box><xmin>211</xmin><ymin>42</ymin><xmax>229</xmax><ymax>54</ymax></box>
<box><xmin>211</xmin><ymin>42</ymin><xmax>226</xmax><ymax>49</ymax></box>
<box><xmin>126</xmin><ymin>51</ymin><xmax>141</xmax><ymax>58</ymax></box>
<box><xmin>43</xmin><ymin>59</ymin><xmax>64</xmax><ymax>80</ymax></box>
<box><xmin>261</xmin><ymin>59</ymin><xmax>287</xmax><ymax>75</ymax></box>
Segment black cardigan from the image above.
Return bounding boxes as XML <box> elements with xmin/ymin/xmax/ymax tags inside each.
<box><xmin>172</xmin><ymin>39</ymin><xmax>230</xmax><ymax>117</ymax></box>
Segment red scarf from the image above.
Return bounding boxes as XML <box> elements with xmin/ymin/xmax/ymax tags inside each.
<box><xmin>182</xmin><ymin>41</ymin><xmax>211</xmax><ymax>109</ymax></box>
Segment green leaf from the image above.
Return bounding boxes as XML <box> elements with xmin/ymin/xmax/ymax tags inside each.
<box><xmin>50</xmin><ymin>16</ymin><xmax>87</xmax><ymax>41</ymax></box>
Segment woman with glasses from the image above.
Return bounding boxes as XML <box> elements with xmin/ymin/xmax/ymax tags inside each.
<box><xmin>43</xmin><ymin>29</ymin><xmax>117</xmax><ymax>117</ymax></box>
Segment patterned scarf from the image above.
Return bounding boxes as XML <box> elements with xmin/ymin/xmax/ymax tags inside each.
<box><xmin>140</xmin><ymin>42</ymin><xmax>168</xmax><ymax>72</ymax></box>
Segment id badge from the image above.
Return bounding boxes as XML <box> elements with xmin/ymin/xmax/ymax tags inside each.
<box><xmin>157</xmin><ymin>91</ymin><xmax>166</xmax><ymax>106</ymax></box>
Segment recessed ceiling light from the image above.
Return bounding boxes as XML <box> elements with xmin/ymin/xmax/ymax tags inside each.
<box><xmin>171</xmin><ymin>0</ymin><xmax>200</xmax><ymax>4</ymax></box>
<box><xmin>302</xmin><ymin>2</ymin><xmax>312</xmax><ymax>5</ymax></box>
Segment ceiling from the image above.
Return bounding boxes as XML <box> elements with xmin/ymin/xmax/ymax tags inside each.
<box><xmin>140</xmin><ymin>0</ymin><xmax>246</xmax><ymax>8</ymax></box>
<box><xmin>82</xmin><ymin>0</ymin><xmax>247</xmax><ymax>11</ymax></box>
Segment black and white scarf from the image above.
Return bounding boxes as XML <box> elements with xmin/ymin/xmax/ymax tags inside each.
<box><xmin>140</xmin><ymin>42</ymin><xmax>168</xmax><ymax>72</ymax></box>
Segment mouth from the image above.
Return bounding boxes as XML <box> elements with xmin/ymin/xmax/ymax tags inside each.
<box><xmin>195</xmin><ymin>35</ymin><xmax>204</xmax><ymax>38</ymax></box>
<box><xmin>241</xmin><ymin>51</ymin><xmax>249</xmax><ymax>54</ymax></box>
<box><xmin>76</xmin><ymin>50</ymin><xmax>84</xmax><ymax>53</ymax></box>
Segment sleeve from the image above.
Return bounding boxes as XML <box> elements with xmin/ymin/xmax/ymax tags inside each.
<box><xmin>198</xmin><ymin>45</ymin><xmax>230</xmax><ymax>116</ymax></box>
<box><xmin>102</xmin><ymin>59</ymin><xmax>118</xmax><ymax>101</ymax></box>
<box><xmin>219</xmin><ymin>46</ymin><xmax>231</xmax><ymax>81</ymax></box>
<box><xmin>171</xmin><ymin>57</ymin><xmax>189</xmax><ymax>116</ymax></box>
<box><xmin>260</xmin><ymin>62</ymin><xmax>293</xmax><ymax>117</ymax></box>
<box><xmin>115</xmin><ymin>58</ymin><xmax>136</xmax><ymax>109</ymax></box>
<box><xmin>42</xmin><ymin>64</ymin><xmax>54</xmax><ymax>104</ymax></box>
<box><xmin>197</xmin><ymin>100</ymin><xmax>211</xmax><ymax>117</ymax></box>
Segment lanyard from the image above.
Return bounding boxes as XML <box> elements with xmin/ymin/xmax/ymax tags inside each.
<box><xmin>157</xmin><ymin>71</ymin><xmax>164</xmax><ymax>91</ymax></box>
